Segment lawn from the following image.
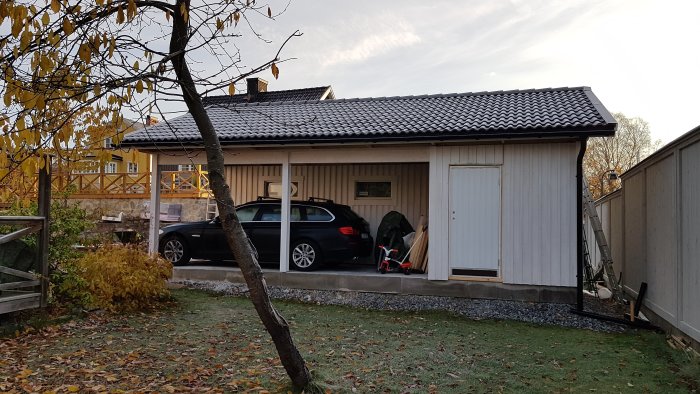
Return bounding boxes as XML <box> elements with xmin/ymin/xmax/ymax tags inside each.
<box><xmin>1</xmin><ymin>289</ymin><xmax>698</xmax><ymax>393</ymax></box>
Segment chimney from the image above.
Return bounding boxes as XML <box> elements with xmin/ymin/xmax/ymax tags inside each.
<box><xmin>246</xmin><ymin>77</ymin><xmax>268</xmax><ymax>96</ymax></box>
<box><xmin>145</xmin><ymin>115</ymin><xmax>159</xmax><ymax>126</ymax></box>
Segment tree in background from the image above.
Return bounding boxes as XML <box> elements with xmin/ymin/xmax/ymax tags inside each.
<box><xmin>584</xmin><ymin>113</ymin><xmax>661</xmax><ymax>199</ymax></box>
<box><xmin>0</xmin><ymin>0</ymin><xmax>312</xmax><ymax>389</ymax></box>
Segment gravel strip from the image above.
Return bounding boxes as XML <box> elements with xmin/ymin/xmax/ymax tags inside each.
<box><xmin>177</xmin><ymin>280</ymin><xmax>628</xmax><ymax>333</ymax></box>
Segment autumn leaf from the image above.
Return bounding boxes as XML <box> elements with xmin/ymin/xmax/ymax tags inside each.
<box><xmin>271</xmin><ymin>63</ymin><xmax>279</xmax><ymax>80</ymax></box>
<box><xmin>267</xmin><ymin>6</ymin><xmax>272</xmax><ymax>17</ymax></box>
<box><xmin>228</xmin><ymin>82</ymin><xmax>235</xmax><ymax>95</ymax></box>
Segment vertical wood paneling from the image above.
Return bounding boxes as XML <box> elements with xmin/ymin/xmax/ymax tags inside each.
<box><xmin>681</xmin><ymin>141</ymin><xmax>700</xmax><ymax>340</ymax></box>
<box><xmin>226</xmin><ymin>163</ymin><xmax>429</xmax><ymax>240</ymax></box>
<box><xmin>623</xmin><ymin>173</ymin><xmax>646</xmax><ymax>294</ymax></box>
<box><xmin>501</xmin><ymin>143</ymin><xmax>577</xmax><ymax>287</ymax></box>
<box><xmin>644</xmin><ymin>156</ymin><xmax>677</xmax><ymax>322</ymax></box>
<box><xmin>609</xmin><ymin>196</ymin><xmax>624</xmax><ymax>276</ymax></box>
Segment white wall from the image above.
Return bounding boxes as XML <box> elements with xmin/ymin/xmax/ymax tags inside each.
<box><xmin>595</xmin><ymin>130</ymin><xmax>700</xmax><ymax>343</ymax></box>
<box><xmin>429</xmin><ymin>142</ymin><xmax>577</xmax><ymax>286</ymax></box>
<box><xmin>501</xmin><ymin>143</ymin><xmax>577</xmax><ymax>287</ymax></box>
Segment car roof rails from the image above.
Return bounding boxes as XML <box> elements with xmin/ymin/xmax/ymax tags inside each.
<box><xmin>256</xmin><ymin>196</ymin><xmax>281</xmax><ymax>201</ymax></box>
<box><xmin>308</xmin><ymin>197</ymin><xmax>334</xmax><ymax>204</ymax></box>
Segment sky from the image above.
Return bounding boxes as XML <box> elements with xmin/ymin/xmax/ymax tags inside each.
<box><xmin>183</xmin><ymin>0</ymin><xmax>700</xmax><ymax>145</ymax></box>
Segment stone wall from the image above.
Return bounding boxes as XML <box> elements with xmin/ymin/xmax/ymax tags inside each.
<box><xmin>69</xmin><ymin>197</ymin><xmax>209</xmax><ymax>223</ymax></box>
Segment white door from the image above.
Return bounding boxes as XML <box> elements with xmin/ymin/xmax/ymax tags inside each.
<box><xmin>448</xmin><ymin>166</ymin><xmax>501</xmax><ymax>276</ymax></box>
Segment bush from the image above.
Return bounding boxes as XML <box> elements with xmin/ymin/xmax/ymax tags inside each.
<box><xmin>70</xmin><ymin>244</ymin><xmax>173</xmax><ymax>312</ymax></box>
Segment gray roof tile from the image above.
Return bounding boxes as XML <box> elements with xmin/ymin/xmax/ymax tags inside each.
<box><xmin>122</xmin><ymin>86</ymin><xmax>616</xmax><ymax>147</ymax></box>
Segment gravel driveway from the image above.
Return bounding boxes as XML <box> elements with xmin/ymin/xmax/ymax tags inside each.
<box><xmin>177</xmin><ymin>280</ymin><xmax>629</xmax><ymax>332</ymax></box>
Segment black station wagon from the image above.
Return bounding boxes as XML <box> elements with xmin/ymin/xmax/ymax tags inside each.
<box><xmin>158</xmin><ymin>198</ymin><xmax>373</xmax><ymax>271</ymax></box>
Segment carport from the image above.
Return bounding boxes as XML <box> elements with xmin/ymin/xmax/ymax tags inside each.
<box><xmin>121</xmin><ymin>86</ymin><xmax>617</xmax><ymax>303</ymax></box>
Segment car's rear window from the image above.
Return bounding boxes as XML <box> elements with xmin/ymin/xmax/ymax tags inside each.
<box><xmin>236</xmin><ymin>206</ymin><xmax>259</xmax><ymax>221</ymax></box>
<box><xmin>305</xmin><ymin>207</ymin><xmax>333</xmax><ymax>221</ymax></box>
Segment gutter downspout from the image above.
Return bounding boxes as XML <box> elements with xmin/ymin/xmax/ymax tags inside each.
<box><xmin>576</xmin><ymin>138</ymin><xmax>587</xmax><ymax>311</ymax></box>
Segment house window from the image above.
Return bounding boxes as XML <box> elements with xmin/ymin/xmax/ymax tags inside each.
<box><xmin>355</xmin><ymin>181</ymin><xmax>392</xmax><ymax>198</ymax></box>
<box><xmin>104</xmin><ymin>137</ymin><xmax>113</xmax><ymax>148</ymax></box>
<box><xmin>127</xmin><ymin>162</ymin><xmax>138</xmax><ymax>173</ymax></box>
<box><xmin>104</xmin><ymin>162</ymin><xmax>117</xmax><ymax>173</ymax></box>
<box><xmin>76</xmin><ymin>160</ymin><xmax>100</xmax><ymax>174</ymax></box>
<box><xmin>264</xmin><ymin>181</ymin><xmax>299</xmax><ymax>198</ymax></box>
<box><xmin>178</xmin><ymin>164</ymin><xmax>195</xmax><ymax>171</ymax></box>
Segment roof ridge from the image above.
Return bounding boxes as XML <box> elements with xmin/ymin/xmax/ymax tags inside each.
<box><xmin>204</xmin><ymin>86</ymin><xmax>331</xmax><ymax>100</ymax></box>
<box><xmin>230</xmin><ymin>86</ymin><xmax>591</xmax><ymax>107</ymax></box>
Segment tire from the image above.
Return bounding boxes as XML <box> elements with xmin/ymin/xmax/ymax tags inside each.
<box><xmin>159</xmin><ymin>235</ymin><xmax>191</xmax><ymax>266</ymax></box>
<box><xmin>290</xmin><ymin>240</ymin><xmax>323</xmax><ymax>271</ymax></box>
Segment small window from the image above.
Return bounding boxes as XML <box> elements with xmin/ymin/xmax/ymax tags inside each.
<box><xmin>355</xmin><ymin>181</ymin><xmax>392</xmax><ymax>198</ymax></box>
<box><xmin>178</xmin><ymin>164</ymin><xmax>196</xmax><ymax>171</ymax></box>
<box><xmin>104</xmin><ymin>162</ymin><xmax>117</xmax><ymax>174</ymax></box>
<box><xmin>104</xmin><ymin>137</ymin><xmax>113</xmax><ymax>148</ymax></box>
<box><xmin>304</xmin><ymin>207</ymin><xmax>333</xmax><ymax>222</ymax></box>
<box><xmin>236</xmin><ymin>206</ymin><xmax>259</xmax><ymax>222</ymax></box>
<box><xmin>127</xmin><ymin>162</ymin><xmax>138</xmax><ymax>173</ymax></box>
<box><xmin>264</xmin><ymin>181</ymin><xmax>299</xmax><ymax>198</ymax></box>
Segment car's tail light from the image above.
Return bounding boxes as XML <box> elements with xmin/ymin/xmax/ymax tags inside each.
<box><xmin>339</xmin><ymin>226</ymin><xmax>359</xmax><ymax>236</ymax></box>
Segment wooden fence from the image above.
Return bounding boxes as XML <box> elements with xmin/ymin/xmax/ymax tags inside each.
<box><xmin>0</xmin><ymin>168</ymin><xmax>50</xmax><ymax>314</ymax></box>
<box><xmin>52</xmin><ymin>170</ymin><xmax>210</xmax><ymax>198</ymax></box>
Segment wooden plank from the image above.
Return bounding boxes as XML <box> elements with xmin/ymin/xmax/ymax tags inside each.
<box><xmin>420</xmin><ymin>231</ymin><xmax>429</xmax><ymax>273</ymax></box>
<box><xmin>0</xmin><ymin>293</ymin><xmax>41</xmax><ymax>314</ymax></box>
<box><xmin>0</xmin><ymin>266</ymin><xmax>37</xmax><ymax>280</ymax></box>
<box><xmin>0</xmin><ymin>216</ymin><xmax>44</xmax><ymax>225</ymax></box>
<box><xmin>0</xmin><ymin>280</ymin><xmax>40</xmax><ymax>290</ymax></box>
<box><xmin>410</xmin><ymin>216</ymin><xmax>426</xmax><ymax>270</ymax></box>
<box><xmin>0</xmin><ymin>224</ymin><xmax>42</xmax><ymax>245</ymax></box>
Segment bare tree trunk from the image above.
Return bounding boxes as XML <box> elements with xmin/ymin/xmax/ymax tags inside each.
<box><xmin>169</xmin><ymin>1</ymin><xmax>311</xmax><ymax>389</ymax></box>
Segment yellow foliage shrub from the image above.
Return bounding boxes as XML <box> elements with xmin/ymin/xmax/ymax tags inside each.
<box><xmin>73</xmin><ymin>244</ymin><xmax>173</xmax><ymax>312</ymax></box>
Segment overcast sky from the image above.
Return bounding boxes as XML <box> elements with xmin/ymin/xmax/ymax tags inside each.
<box><xmin>189</xmin><ymin>0</ymin><xmax>700</xmax><ymax>145</ymax></box>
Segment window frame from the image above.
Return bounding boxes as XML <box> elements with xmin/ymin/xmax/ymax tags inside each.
<box><xmin>350</xmin><ymin>176</ymin><xmax>397</xmax><ymax>205</ymax></box>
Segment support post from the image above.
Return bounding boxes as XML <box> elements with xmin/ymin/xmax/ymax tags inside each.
<box><xmin>148</xmin><ymin>154</ymin><xmax>161</xmax><ymax>255</ymax></box>
<box><xmin>37</xmin><ymin>158</ymin><xmax>51</xmax><ymax>307</ymax></box>
<box><xmin>576</xmin><ymin>138</ymin><xmax>588</xmax><ymax>311</ymax></box>
<box><xmin>280</xmin><ymin>154</ymin><xmax>291</xmax><ymax>272</ymax></box>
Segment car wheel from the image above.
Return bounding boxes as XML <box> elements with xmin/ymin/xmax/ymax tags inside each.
<box><xmin>290</xmin><ymin>240</ymin><xmax>323</xmax><ymax>271</ymax></box>
<box><xmin>160</xmin><ymin>235</ymin><xmax>191</xmax><ymax>266</ymax></box>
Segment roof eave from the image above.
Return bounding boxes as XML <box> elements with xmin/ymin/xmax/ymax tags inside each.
<box><xmin>120</xmin><ymin>126</ymin><xmax>616</xmax><ymax>150</ymax></box>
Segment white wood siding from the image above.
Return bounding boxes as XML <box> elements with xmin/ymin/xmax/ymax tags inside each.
<box><xmin>680</xmin><ymin>140</ymin><xmax>700</xmax><ymax>340</ymax></box>
<box><xmin>501</xmin><ymin>143</ymin><xmax>577</xmax><ymax>287</ymax></box>
<box><xmin>225</xmin><ymin>163</ymin><xmax>429</xmax><ymax>238</ymax></box>
<box><xmin>644</xmin><ymin>155</ymin><xmax>677</xmax><ymax>321</ymax></box>
<box><xmin>428</xmin><ymin>143</ymin><xmax>575</xmax><ymax>286</ymax></box>
<box><xmin>623</xmin><ymin>173</ymin><xmax>646</xmax><ymax>293</ymax></box>
<box><xmin>595</xmin><ymin>131</ymin><xmax>700</xmax><ymax>343</ymax></box>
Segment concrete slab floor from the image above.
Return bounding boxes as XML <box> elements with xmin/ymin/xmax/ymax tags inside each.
<box><xmin>173</xmin><ymin>260</ymin><xmax>575</xmax><ymax>304</ymax></box>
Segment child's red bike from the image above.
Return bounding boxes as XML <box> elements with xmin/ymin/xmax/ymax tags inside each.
<box><xmin>377</xmin><ymin>245</ymin><xmax>412</xmax><ymax>275</ymax></box>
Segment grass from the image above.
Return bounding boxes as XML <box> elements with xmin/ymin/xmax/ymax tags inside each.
<box><xmin>1</xmin><ymin>288</ymin><xmax>698</xmax><ymax>393</ymax></box>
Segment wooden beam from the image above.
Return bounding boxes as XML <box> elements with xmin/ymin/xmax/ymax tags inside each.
<box><xmin>38</xmin><ymin>162</ymin><xmax>51</xmax><ymax>307</ymax></box>
<box><xmin>0</xmin><ymin>280</ymin><xmax>40</xmax><ymax>290</ymax></box>
<box><xmin>0</xmin><ymin>224</ymin><xmax>42</xmax><ymax>245</ymax></box>
<box><xmin>0</xmin><ymin>216</ymin><xmax>44</xmax><ymax>225</ymax></box>
<box><xmin>0</xmin><ymin>293</ymin><xmax>41</xmax><ymax>314</ymax></box>
<box><xmin>0</xmin><ymin>265</ymin><xmax>38</xmax><ymax>280</ymax></box>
